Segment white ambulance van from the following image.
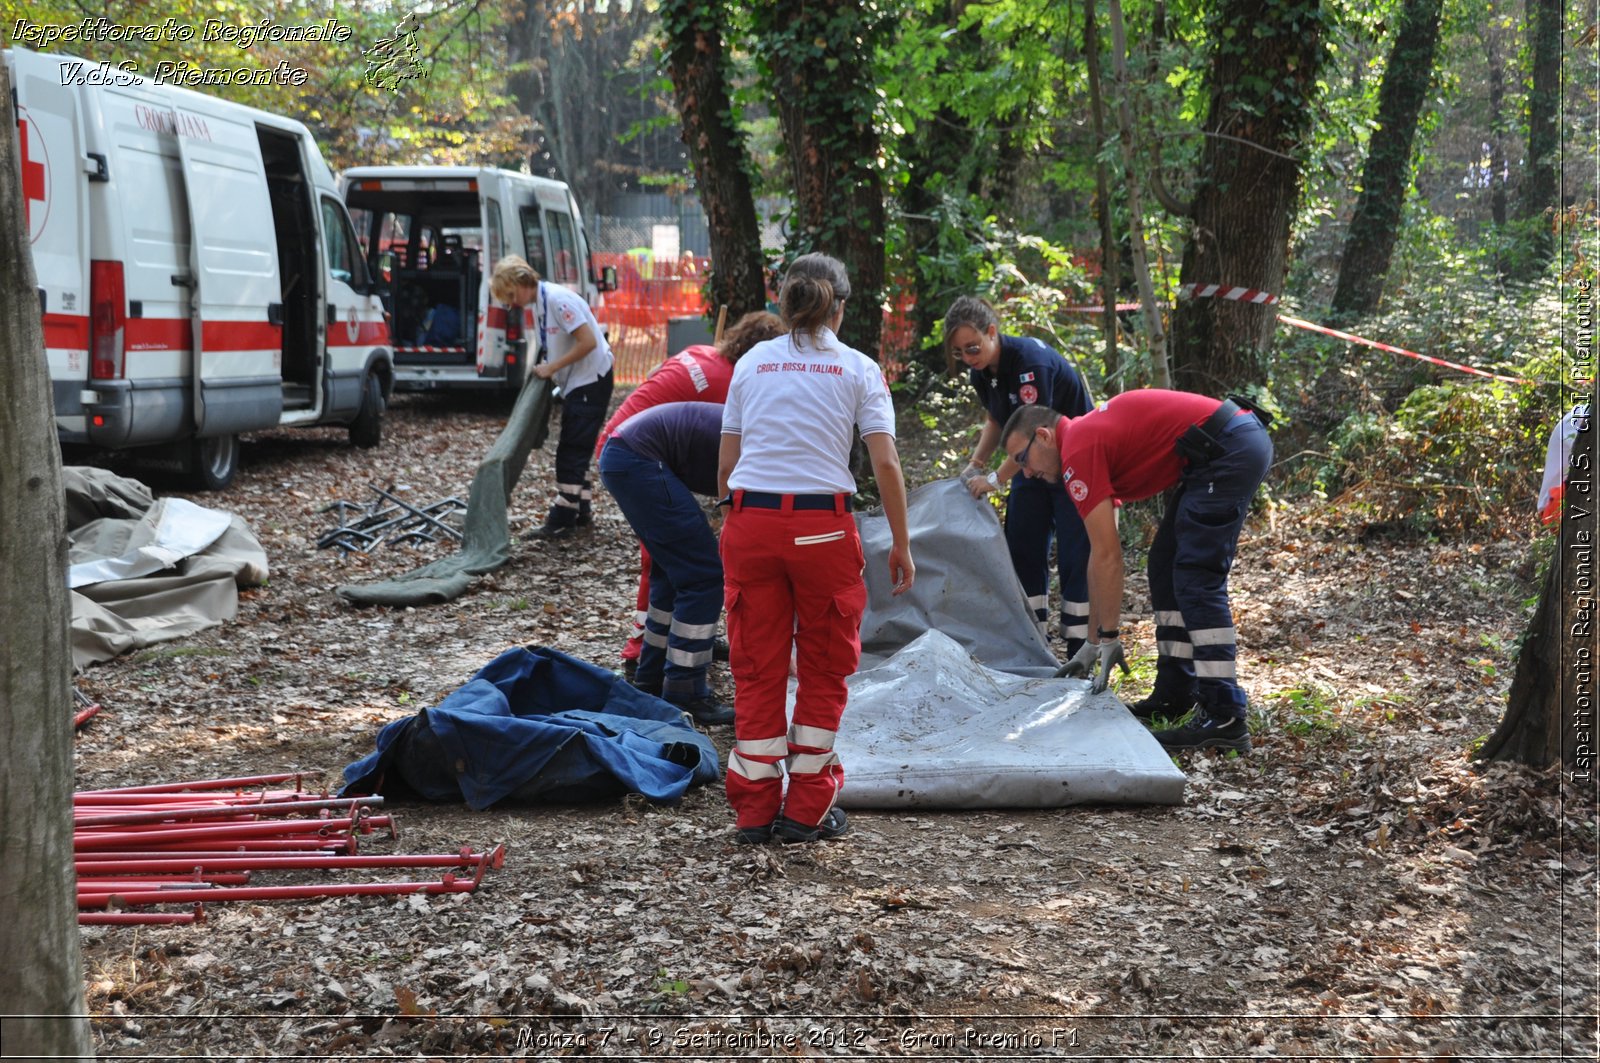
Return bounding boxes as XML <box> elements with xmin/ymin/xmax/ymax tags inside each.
<box><xmin>8</xmin><ymin>47</ymin><xmax>393</xmax><ymax>489</ymax></box>
<box><xmin>339</xmin><ymin>166</ymin><xmax>613</xmax><ymax>392</ymax></box>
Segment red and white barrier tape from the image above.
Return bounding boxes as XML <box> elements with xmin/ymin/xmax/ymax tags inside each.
<box><xmin>1179</xmin><ymin>283</ymin><xmax>1279</xmax><ymax>305</ymax></box>
<box><xmin>1276</xmin><ymin>314</ymin><xmax>1541</xmax><ymax>386</ymax></box>
<box><xmin>1021</xmin><ymin>289</ymin><xmax>1548</xmax><ymax>386</ymax></box>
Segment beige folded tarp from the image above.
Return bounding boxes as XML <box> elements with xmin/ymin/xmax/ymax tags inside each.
<box><xmin>65</xmin><ymin>468</ymin><xmax>268</xmax><ymax>670</ymax></box>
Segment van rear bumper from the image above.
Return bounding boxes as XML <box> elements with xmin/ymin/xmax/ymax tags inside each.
<box><xmin>394</xmin><ymin>364</ymin><xmax>524</xmax><ymax>392</ymax></box>
<box><xmin>61</xmin><ymin>378</ymin><xmax>187</xmax><ymax>449</ymax></box>
<box><xmin>58</xmin><ymin>376</ymin><xmax>283</xmax><ymax>449</ymax></box>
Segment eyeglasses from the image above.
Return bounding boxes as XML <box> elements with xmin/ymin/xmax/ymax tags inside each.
<box><xmin>954</xmin><ymin>342</ymin><xmax>984</xmax><ymax>358</ymax></box>
<box><xmin>1012</xmin><ymin>435</ymin><xmax>1036</xmax><ymax>470</ymax></box>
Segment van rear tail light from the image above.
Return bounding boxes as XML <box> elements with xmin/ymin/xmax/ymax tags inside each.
<box><xmin>89</xmin><ymin>260</ymin><xmax>127</xmax><ymax>380</ymax></box>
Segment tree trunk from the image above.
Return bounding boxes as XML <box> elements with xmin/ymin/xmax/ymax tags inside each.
<box><xmin>1512</xmin><ymin>0</ymin><xmax>1561</xmax><ymax>272</ymax></box>
<box><xmin>1084</xmin><ymin>0</ymin><xmax>1123</xmax><ymax>392</ymax></box>
<box><xmin>1488</xmin><ymin>32</ymin><xmax>1507</xmax><ymax>232</ymax></box>
<box><xmin>660</xmin><ymin>0</ymin><xmax>769</xmax><ymax>322</ymax></box>
<box><xmin>0</xmin><ymin>58</ymin><xmax>94</xmax><ymax>1063</ymax></box>
<box><xmin>898</xmin><ymin>3</ymin><xmax>985</xmax><ymax>378</ymax></box>
<box><xmin>1482</xmin><ymin>410</ymin><xmax>1598</xmax><ymax>771</ymax></box>
<box><xmin>1328</xmin><ymin>0</ymin><xmax>1445</xmax><ymax>319</ymax></box>
<box><xmin>1108</xmin><ymin>0</ymin><xmax>1170</xmax><ymax>388</ymax></box>
<box><xmin>754</xmin><ymin>0</ymin><xmax>889</xmax><ymax>358</ymax></box>
<box><xmin>1170</xmin><ymin>0</ymin><xmax>1328</xmax><ymax>394</ymax></box>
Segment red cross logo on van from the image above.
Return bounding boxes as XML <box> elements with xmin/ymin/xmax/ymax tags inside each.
<box><xmin>17</xmin><ymin>111</ymin><xmax>49</xmax><ymax>243</ymax></box>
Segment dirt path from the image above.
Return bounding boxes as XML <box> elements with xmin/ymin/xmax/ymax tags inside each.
<box><xmin>72</xmin><ymin>394</ymin><xmax>1595</xmax><ymax>1059</ymax></box>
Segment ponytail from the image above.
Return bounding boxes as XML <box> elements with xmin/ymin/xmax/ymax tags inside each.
<box><xmin>780</xmin><ymin>253</ymin><xmax>851</xmax><ymax>346</ymax></box>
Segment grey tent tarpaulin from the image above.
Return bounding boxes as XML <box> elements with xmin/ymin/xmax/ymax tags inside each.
<box><xmin>337</xmin><ymin>378</ymin><xmax>552</xmax><ymax>606</ymax></box>
<box><xmin>65</xmin><ymin>467</ymin><xmax>269</xmax><ymax>670</ymax></box>
<box><xmin>838</xmin><ymin>478</ymin><xmax>1186</xmax><ymax>808</ymax></box>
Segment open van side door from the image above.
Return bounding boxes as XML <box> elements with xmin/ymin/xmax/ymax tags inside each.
<box><xmin>171</xmin><ymin>104</ymin><xmax>284</xmax><ymax>439</ymax></box>
<box><xmin>12</xmin><ymin>57</ymin><xmax>92</xmax><ymax>436</ymax></box>
<box><xmin>477</xmin><ymin>189</ymin><xmax>514</xmax><ymax>379</ymax></box>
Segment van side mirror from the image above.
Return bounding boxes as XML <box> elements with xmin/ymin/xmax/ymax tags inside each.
<box><xmin>599</xmin><ymin>265</ymin><xmax>618</xmax><ymax>293</ymax></box>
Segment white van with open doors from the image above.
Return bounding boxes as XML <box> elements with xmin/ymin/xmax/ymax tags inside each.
<box><xmin>340</xmin><ymin>166</ymin><xmax>613</xmax><ymax>392</ymax></box>
<box><xmin>8</xmin><ymin>47</ymin><xmax>393</xmax><ymax>490</ymax></box>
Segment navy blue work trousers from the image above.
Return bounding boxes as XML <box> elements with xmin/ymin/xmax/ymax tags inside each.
<box><xmin>1146</xmin><ymin>413</ymin><xmax>1272</xmax><ymax>719</ymax></box>
<box><xmin>1006</xmin><ymin>472</ymin><xmax>1091</xmax><ymax>652</ymax></box>
<box><xmin>598</xmin><ymin>437</ymin><xmax>721</xmax><ymax>701</ymax></box>
<box><xmin>549</xmin><ymin>371</ymin><xmax>614</xmax><ymax>525</ymax></box>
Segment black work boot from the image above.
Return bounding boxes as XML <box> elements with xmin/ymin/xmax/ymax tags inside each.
<box><xmin>772</xmin><ymin>808</ymin><xmax>849</xmax><ymax>844</ymax></box>
<box><xmin>1152</xmin><ymin>709</ymin><xmax>1251</xmax><ymax>753</ymax></box>
<box><xmin>670</xmin><ymin>694</ymin><xmax>735</xmax><ymax>726</ymax></box>
<box><xmin>1127</xmin><ymin>693</ymin><xmax>1195</xmax><ymax>722</ymax></box>
<box><xmin>525</xmin><ymin>507</ymin><xmax>580</xmax><ymax>541</ymax></box>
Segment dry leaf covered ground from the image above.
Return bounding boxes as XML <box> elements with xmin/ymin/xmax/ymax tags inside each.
<box><xmin>72</xmin><ymin>392</ymin><xmax>1596</xmax><ymax>1060</ymax></box>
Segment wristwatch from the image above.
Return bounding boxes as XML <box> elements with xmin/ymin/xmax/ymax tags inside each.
<box><xmin>985</xmin><ymin>471</ymin><xmax>1000</xmax><ymax>488</ymax></box>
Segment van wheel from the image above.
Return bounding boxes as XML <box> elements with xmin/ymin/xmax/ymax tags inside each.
<box><xmin>187</xmin><ymin>434</ymin><xmax>240</xmax><ymax>491</ymax></box>
<box><xmin>349</xmin><ymin>373</ymin><xmax>384</xmax><ymax>449</ymax></box>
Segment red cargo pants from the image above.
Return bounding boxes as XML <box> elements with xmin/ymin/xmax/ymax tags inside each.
<box><xmin>720</xmin><ymin>493</ymin><xmax>865</xmax><ymax>830</ymax></box>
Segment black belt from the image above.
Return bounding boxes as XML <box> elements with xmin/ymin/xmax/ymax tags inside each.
<box><xmin>1200</xmin><ymin>398</ymin><xmax>1243</xmax><ymax>440</ymax></box>
<box><xmin>1176</xmin><ymin>397</ymin><xmax>1263</xmax><ymax>466</ymax></box>
<box><xmin>735</xmin><ymin>490</ymin><xmax>853</xmax><ymax>513</ymax></box>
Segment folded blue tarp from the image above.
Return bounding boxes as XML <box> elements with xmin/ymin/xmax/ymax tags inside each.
<box><xmin>341</xmin><ymin>646</ymin><xmax>721</xmax><ymax>809</ymax></box>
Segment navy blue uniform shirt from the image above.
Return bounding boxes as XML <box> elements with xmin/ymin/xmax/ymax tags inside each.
<box><xmin>610</xmin><ymin>401</ymin><xmax>724</xmax><ymax>497</ymax></box>
<box><xmin>969</xmin><ymin>334</ymin><xmax>1092</xmax><ymax>425</ymax></box>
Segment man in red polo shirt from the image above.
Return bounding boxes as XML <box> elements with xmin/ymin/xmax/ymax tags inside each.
<box><xmin>1000</xmin><ymin>390</ymin><xmax>1272</xmax><ymax>752</ymax></box>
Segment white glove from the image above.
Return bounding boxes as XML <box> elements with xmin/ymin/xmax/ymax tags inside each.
<box><xmin>961</xmin><ymin>464</ymin><xmax>999</xmax><ymax>498</ymax></box>
<box><xmin>1056</xmin><ymin>638</ymin><xmax>1130</xmax><ymax>694</ymax></box>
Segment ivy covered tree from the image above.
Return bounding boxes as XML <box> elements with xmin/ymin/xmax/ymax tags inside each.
<box><xmin>1169</xmin><ymin>0</ymin><xmax>1331</xmax><ymax>393</ymax></box>
<box><xmin>659</xmin><ymin>0</ymin><xmax>768</xmax><ymax>320</ymax></box>
<box><xmin>1511</xmin><ymin>0</ymin><xmax>1562</xmax><ymax>274</ymax></box>
<box><xmin>751</xmin><ymin>0</ymin><xmax>894</xmax><ymax>357</ymax></box>
<box><xmin>1329</xmin><ymin>0</ymin><xmax>1447</xmax><ymax>319</ymax></box>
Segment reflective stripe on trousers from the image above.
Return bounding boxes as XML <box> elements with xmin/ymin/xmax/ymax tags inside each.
<box><xmin>721</xmin><ymin>504</ymin><xmax>863</xmax><ymax>830</ymax></box>
<box><xmin>598</xmin><ymin>438</ymin><xmax>721</xmax><ymax>701</ymax></box>
<box><xmin>1145</xmin><ymin>415</ymin><xmax>1271</xmax><ymax>717</ymax></box>
<box><xmin>1005</xmin><ymin>472</ymin><xmax>1091</xmax><ymax>654</ymax></box>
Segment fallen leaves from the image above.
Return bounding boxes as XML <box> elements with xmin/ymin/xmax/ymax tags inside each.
<box><xmin>66</xmin><ymin>398</ymin><xmax>1590</xmax><ymax>1060</ymax></box>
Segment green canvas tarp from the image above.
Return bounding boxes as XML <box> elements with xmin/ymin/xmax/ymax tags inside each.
<box><xmin>337</xmin><ymin>378</ymin><xmax>552</xmax><ymax>607</ymax></box>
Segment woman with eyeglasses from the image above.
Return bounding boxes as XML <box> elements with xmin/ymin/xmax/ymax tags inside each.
<box><xmin>943</xmin><ymin>295</ymin><xmax>1094</xmax><ymax>656</ymax></box>
<box><xmin>717</xmin><ymin>253</ymin><xmax>915</xmax><ymax>845</ymax></box>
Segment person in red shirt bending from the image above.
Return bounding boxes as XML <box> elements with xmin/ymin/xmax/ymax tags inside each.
<box><xmin>1001</xmin><ymin>391</ymin><xmax>1272</xmax><ymax>752</ymax></box>
<box><xmin>597</xmin><ymin>312</ymin><xmax>784</xmax><ymax>681</ymax></box>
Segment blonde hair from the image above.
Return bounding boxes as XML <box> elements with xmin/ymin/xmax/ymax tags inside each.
<box><xmin>780</xmin><ymin>253</ymin><xmax>851</xmax><ymax>346</ymax></box>
<box><xmin>716</xmin><ymin>311</ymin><xmax>784</xmax><ymax>363</ymax></box>
<box><xmin>490</xmin><ymin>255</ymin><xmax>541</xmax><ymax>304</ymax></box>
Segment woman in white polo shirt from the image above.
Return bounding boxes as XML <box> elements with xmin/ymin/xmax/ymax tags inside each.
<box><xmin>490</xmin><ymin>255</ymin><xmax>615</xmax><ymax>540</ymax></box>
<box><xmin>716</xmin><ymin>253</ymin><xmax>914</xmax><ymax>844</ymax></box>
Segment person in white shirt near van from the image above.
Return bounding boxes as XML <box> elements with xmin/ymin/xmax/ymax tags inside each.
<box><xmin>490</xmin><ymin>255</ymin><xmax>615</xmax><ymax>539</ymax></box>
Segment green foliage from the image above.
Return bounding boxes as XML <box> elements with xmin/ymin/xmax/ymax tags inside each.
<box><xmin>5</xmin><ymin>0</ymin><xmax>529</xmax><ymax>167</ymax></box>
<box><xmin>1303</xmin><ymin>270</ymin><xmax>1560</xmax><ymax>531</ymax></box>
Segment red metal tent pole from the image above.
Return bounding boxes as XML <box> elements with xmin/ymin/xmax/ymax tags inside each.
<box><xmin>74</xmin><ymin>796</ymin><xmax>384</xmax><ymax>828</ymax></box>
<box><xmin>80</xmin><ymin>837</ymin><xmax>359</xmax><ymax>855</ymax></box>
<box><xmin>78</xmin><ymin>873</ymin><xmax>485</xmax><ymax>909</ymax></box>
<box><xmin>74</xmin><ymin>816</ymin><xmax>370</xmax><ymax>850</ymax></box>
<box><xmin>80</xmin><ymin>909</ymin><xmax>202</xmax><ymax>926</ymax></box>
<box><xmin>76</xmin><ymin>773</ymin><xmax>314</xmax><ymax>795</ymax></box>
<box><xmin>73</xmin><ymin>845</ymin><xmax>506</xmax><ymax>876</ymax></box>
<box><xmin>74</xmin><ymin>790</ymin><xmax>323</xmax><ymax>805</ymax></box>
